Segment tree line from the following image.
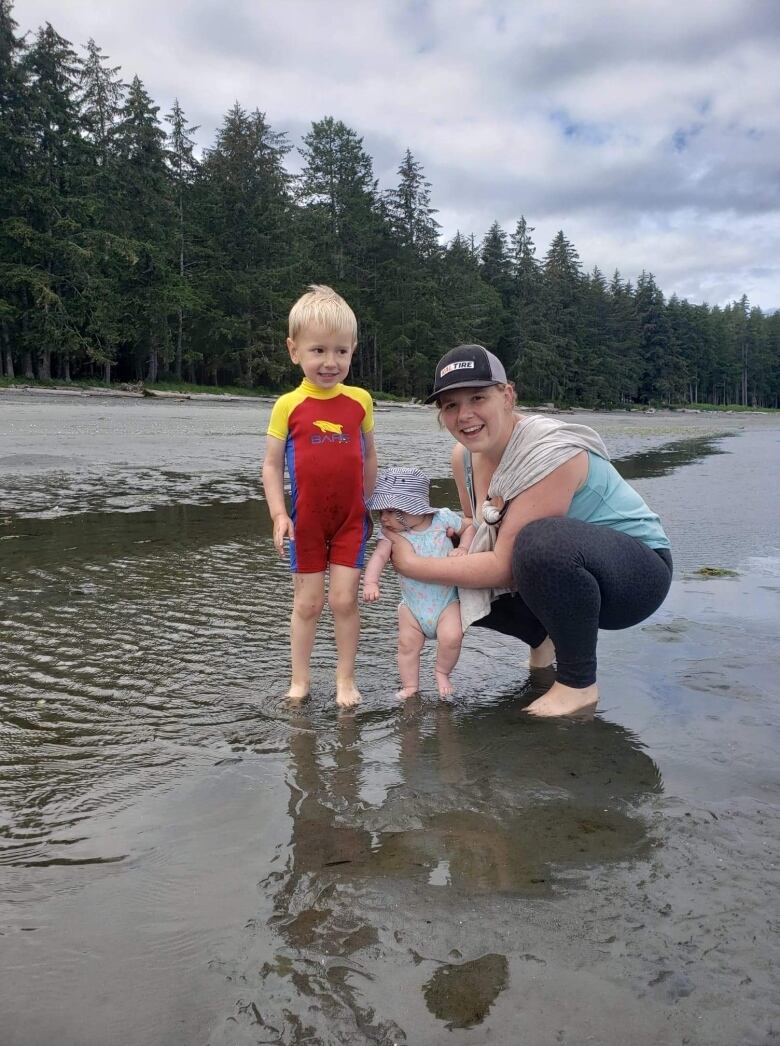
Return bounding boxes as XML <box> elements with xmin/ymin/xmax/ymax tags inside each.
<box><xmin>1</xmin><ymin>2</ymin><xmax>778</xmax><ymax>407</ymax></box>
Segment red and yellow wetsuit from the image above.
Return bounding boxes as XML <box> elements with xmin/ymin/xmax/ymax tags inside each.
<box><xmin>267</xmin><ymin>378</ymin><xmax>374</xmax><ymax>573</ymax></box>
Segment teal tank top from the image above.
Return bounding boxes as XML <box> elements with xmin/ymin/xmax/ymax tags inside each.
<box><xmin>568</xmin><ymin>452</ymin><xmax>670</xmax><ymax>549</ymax></box>
<box><xmin>463</xmin><ymin>450</ymin><xmax>670</xmax><ymax>550</ymax></box>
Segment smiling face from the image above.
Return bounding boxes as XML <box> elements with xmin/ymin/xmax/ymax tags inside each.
<box><xmin>287</xmin><ymin>325</ymin><xmax>356</xmax><ymax>390</ymax></box>
<box><xmin>437</xmin><ymin>384</ymin><xmax>516</xmax><ymax>453</ymax></box>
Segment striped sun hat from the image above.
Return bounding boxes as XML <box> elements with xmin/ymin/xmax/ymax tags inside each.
<box><xmin>365</xmin><ymin>467</ymin><xmax>437</xmax><ymax>515</ymax></box>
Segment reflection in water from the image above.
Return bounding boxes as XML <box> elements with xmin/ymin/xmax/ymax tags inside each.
<box><xmin>612</xmin><ymin>434</ymin><xmax>729</xmax><ymax>480</ymax></box>
<box><xmin>423</xmin><ymin>953</ymin><xmax>509</xmax><ymax>1029</ymax></box>
<box><xmin>237</xmin><ymin>696</ymin><xmax>662</xmax><ymax>1041</ymax></box>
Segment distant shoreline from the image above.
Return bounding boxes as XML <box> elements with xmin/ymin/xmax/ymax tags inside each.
<box><xmin>0</xmin><ymin>382</ymin><xmax>775</xmax><ymax>416</ymax></box>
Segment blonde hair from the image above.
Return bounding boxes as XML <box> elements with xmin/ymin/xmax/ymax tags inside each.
<box><xmin>288</xmin><ymin>284</ymin><xmax>357</xmax><ymax>343</ymax></box>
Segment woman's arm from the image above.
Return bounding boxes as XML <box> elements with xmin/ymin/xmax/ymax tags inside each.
<box><xmin>451</xmin><ymin>443</ymin><xmax>474</xmax><ymax>518</ymax></box>
<box><xmin>388</xmin><ymin>452</ymin><xmax>588</xmax><ymax>588</ymax></box>
<box><xmin>447</xmin><ymin>445</ymin><xmax>476</xmax><ymax>556</ymax></box>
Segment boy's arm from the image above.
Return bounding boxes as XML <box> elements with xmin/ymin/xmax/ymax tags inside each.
<box><xmin>362</xmin><ymin>538</ymin><xmax>391</xmax><ymax>602</ymax></box>
<box><xmin>261</xmin><ymin>436</ymin><xmax>293</xmax><ymax>557</ymax></box>
<box><xmin>363</xmin><ymin>430</ymin><xmax>378</xmax><ymax>499</ymax></box>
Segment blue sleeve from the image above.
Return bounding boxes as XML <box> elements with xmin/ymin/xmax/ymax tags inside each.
<box><xmin>438</xmin><ymin>508</ymin><xmax>462</xmax><ymax>531</ymax></box>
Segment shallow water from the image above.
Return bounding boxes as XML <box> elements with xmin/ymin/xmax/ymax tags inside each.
<box><xmin>1</xmin><ymin>394</ymin><xmax>779</xmax><ymax>1045</ymax></box>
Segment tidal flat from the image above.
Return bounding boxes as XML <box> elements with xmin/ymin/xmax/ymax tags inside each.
<box><xmin>1</xmin><ymin>393</ymin><xmax>778</xmax><ymax>1045</ymax></box>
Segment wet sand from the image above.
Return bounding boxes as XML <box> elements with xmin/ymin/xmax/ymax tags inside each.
<box><xmin>1</xmin><ymin>394</ymin><xmax>778</xmax><ymax>1045</ymax></box>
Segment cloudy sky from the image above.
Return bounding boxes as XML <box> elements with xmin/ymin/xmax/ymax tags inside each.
<box><xmin>15</xmin><ymin>0</ymin><xmax>780</xmax><ymax>310</ymax></box>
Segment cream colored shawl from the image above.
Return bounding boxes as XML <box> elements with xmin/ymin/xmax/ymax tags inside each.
<box><xmin>459</xmin><ymin>414</ymin><xmax>609</xmax><ymax>630</ymax></box>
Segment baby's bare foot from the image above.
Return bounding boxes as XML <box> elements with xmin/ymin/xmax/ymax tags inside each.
<box><xmin>336</xmin><ymin>679</ymin><xmax>362</xmax><ymax>708</ymax></box>
<box><xmin>396</xmin><ymin>684</ymin><xmax>419</xmax><ymax>700</ymax></box>
<box><xmin>286</xmin><ymin>680</ymin><xmax>309</xmax><ymax>701</ymax></box>
<box><xmin>525</xmin><ymin>682</ymin><xmax>598</xmax><ymax>717</ymax></box>
<box><xmin>435</xmin><ymin>670</ymin><xmax>454</xmax><ymax>699</ymax></box>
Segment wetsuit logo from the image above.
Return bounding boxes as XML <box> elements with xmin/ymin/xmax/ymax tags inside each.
<box><xmin>311</xmin><ymin>419</ymin><xmax>350</xmax><ymax>444</ymax></box>
<box><xmin>313</xmin><ymin>420</ymin><xmax>343</xmax><ymax>434</ymax></box>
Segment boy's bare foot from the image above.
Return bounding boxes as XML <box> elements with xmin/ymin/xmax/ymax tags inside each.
<box><xmin>336</xmin><ymin>679</ymin><xmax>362</xmax><ymax>708</ymax></box>
<box><xmin>525</xmin><ymin>682</ymin><xmax>599</xmax><ymax>718</ymax></box>
<box><xmin>528</xmin><ymin>636</ymin><xmax>556</xmax><ymax>669</ymax></box>
<box><xmin>435</xmin><ymin>669</ymin><xmax>454</xmax><ymax>699</ymax></box>
<box><xmin>396</xmin><ymin>685</ymin><xmax>419</xmax><ymax>700</ymax></box>
<box><xmin>286</xmin><ymin>680</ymin><xmax>309</xmax><ymax>701</ymax></box>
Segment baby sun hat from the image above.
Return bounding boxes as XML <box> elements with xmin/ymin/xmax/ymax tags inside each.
<box><xmin>366</xmin><ymin>467</ymin><xmax>437</xmax><ymax>515</ymax></box>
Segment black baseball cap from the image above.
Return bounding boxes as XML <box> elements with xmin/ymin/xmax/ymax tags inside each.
<box><xmin>425</xmin><ymin>344</ymin><xmax>508</xmax><ymax>404</ymax></box>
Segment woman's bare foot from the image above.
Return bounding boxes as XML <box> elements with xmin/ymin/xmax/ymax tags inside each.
<box><xmin>528</xmin><ymin>636</ymin><xmax>556</xmax><ymax>669</ymax></box>
<box><xmin>435</xmin><ymin>669</ymin><xmax>454</xmax><ymax>699</ymax></box>
<box><xmin>286</xmin><ymin>680</ymin><xmax>309</xmax><ymax>701</ymax></box>
<box><xmin>336</xmin><ymin>678</ymin><xmax>362</xmax><ymax>708</ymax></box>
<box><xmin>525</xmin><ymin>682</ymin><xmax>598</xmax><ymax>717</ymax></box>
<box><xmin>396</xmin><ymin>684</ymin><xmax>419</xmax><ymax>700</ymax></box>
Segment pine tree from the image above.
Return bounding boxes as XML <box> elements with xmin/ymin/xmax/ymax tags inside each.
<box><xmin>0</xmin><ymin>0</ymin><xmax>29</xmax><ymax>377</ymax></box>
<box><xmin>22</xmin><ymin>22</ymin><xmax>89</xmax><ymax>381</ymax></box>
<box><xmin>379</xmin><ymin>149</ymin><xmax>442</xmax><ymax>394</ymax></box>
<box><xmin>194</xmin><ymin>103</ymin><xmax>292</xmax><ymax>386</ymax></box>
<box><xmin>479</xmin><ymin>221</ymin><xmax>513</xmax><ymax>364</ymax></box>
<box><xmin>438</xmin><ymin>233</ymin><xmax>503</xmax><ymax>367</ymax></box>
<box><xmin>635</xmin><ymin>271</ymin><xmax>684</xmax><ymax>403</ymax></box>
<box><xmin>604</xmin><ymin>271</ymin><xmax>641</xmax><ymax>404</ymax></box>
<box><xmin>543</xmin><ymin>230</ymin><xmax>583</xmax><ymax>402</ymax></box>
<box><xmin>78</xmin><ymin>37</ymin><xmax>126</xmax><ymax>381</ymax></box>
<box><xmin>297</xmin><ymin>116</ymin><xmax>378</xmax><ymax>287</ymax></box>
<box><xmin>165</xmin><ymin>99</ymin><xmax>200</xmax><ymax>380</ymax></box>
<box><xmin>113</xmin><ymin>75</ymin><xmax>175</xmax><ymax>382</ymax></box>
<box><xmin>506</xmin><ymin>217</ymin><xmax>549</xmax><ymax>400</ymax></box>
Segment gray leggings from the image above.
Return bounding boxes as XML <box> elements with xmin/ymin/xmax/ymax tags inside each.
<box><xmin>473</xmin><ymin>517</ymin><xmax>673</xmax><ymax>688</ymax></box>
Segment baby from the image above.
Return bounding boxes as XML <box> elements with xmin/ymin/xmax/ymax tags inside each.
<box><xmin>362</xmin><ymin>467</ymin><xmax>475</xmax><ymax>698</ymax></box>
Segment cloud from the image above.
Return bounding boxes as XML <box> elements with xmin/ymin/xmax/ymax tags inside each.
<box><xmin>13</xmin><ymin>0</ymin><xmax>780</xmax><ymax>309</ymax></box>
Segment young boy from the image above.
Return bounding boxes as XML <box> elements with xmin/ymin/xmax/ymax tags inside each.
<box><xmin>262</xmin><ymin>285</ymin><xmax>377</xmax><ymax>707</ymax></box>
<box><xmin>362</xmin><ymin>467</ymin><xmax>475</xmax><ymax>699</ymax></box>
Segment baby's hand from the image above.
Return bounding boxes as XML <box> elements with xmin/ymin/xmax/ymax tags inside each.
<box><xmin>363</xmin><ymin>582</ymin><xmax>380</xmax><ymax>602</ymax></box>
<box><xmin>448</xmin><ymin>546</ymin><xmax>468</xmax><ymax>557</ymax></box>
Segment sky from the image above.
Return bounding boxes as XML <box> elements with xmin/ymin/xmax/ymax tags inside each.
<box><xmin>14</xmin><ymin>0</ymin><xmax>780</xmax><ymax>311</ymax></box>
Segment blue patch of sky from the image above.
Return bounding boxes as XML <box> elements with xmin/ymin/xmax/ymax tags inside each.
<box><xmin>672</xmin><ymin>123</ymin><xmax>704</xmax><ymax>152</ymax></box>
<box><xmin>549</xmin><ymin>109</ymin><xmax>613</xmax><ymax>146</ymax></box>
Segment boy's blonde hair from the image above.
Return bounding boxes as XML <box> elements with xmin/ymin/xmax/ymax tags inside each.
<box><xmin>288</xmin><ymin>284</ymin><xmax>358</xmax><ymax>343</ymax></box>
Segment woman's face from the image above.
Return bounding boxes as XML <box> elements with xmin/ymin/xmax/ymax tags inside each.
<box><xmin>437</xmin><ymin>385</ymin><xmax>514</xmax><ymax>451</ymax></box>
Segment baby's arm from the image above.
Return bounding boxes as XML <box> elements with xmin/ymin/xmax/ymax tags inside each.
<box><xmin>262</xmin><ymin>436</ymin><xmax>293</xmax><ymax>557</ymax></box>
<box><xmin>449</xmin><ymin>514</ymin><xmax>474</xmax><ymax>556</ymax></box>
<box><xmin>362</xmin><ymin>537</ymin><xmax>392</xmax><ymax>602</ymax></box>
<box><xmin>449</xmin><ymin>515</ymin><xmax>476</xmax><ymax>558</ymax></box>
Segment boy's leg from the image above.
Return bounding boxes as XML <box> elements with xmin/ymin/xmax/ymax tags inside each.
<box><xmin>289</xmin><ymin>572</ymin><xmax>326</xmax><ymax>699</ymax></box>
<box><xmin>434</xmin><ymin>601</ymin><xmax>463</xmax><ymax>698</ymax></box>
<box><xmin>328</xmin><ymin>564</ymin><xmax>363</xmax><ymax>708</ymax></box>
<box><xmin>397</xmin><ymin>604</ymin><xmax>425</xmax><ymax>699</ymax></box>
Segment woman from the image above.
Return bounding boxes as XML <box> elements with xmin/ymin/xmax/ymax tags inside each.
<box><xmin>386</xmin><ymin>344</ymin><xmax>673</xmax><ymax>717</ymax></box>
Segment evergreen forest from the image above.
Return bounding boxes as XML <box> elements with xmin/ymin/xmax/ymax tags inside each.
<box><xmin>1</xmin><ymin>2</ymin><xmax>778</xmax><ymax>407</ymax></box>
